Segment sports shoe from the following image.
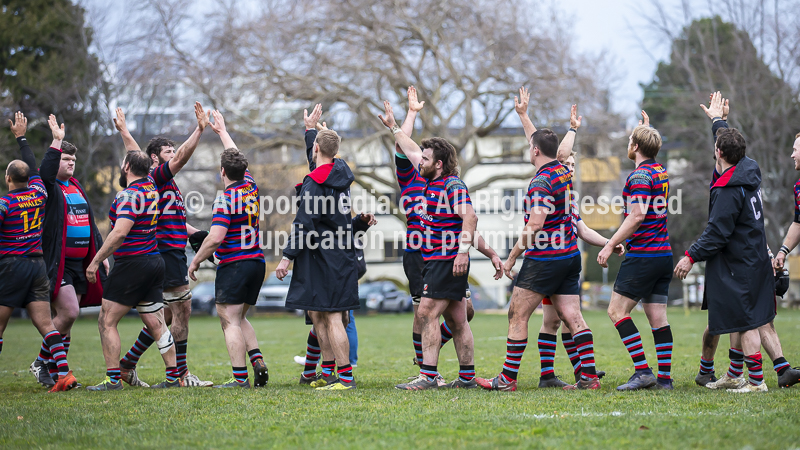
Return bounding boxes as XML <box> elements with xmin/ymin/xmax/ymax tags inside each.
<box><xmin>86</xmin><ymin>376</ymin><xmax>123</xmax><ymax>391</ymax></box>
<box><xmin>294</xmin><ymin>355</ymin><xmax>306</xmax><ymax>366</ymax></box>
<box><xmin>151</xmin><ymin>379</ymin><xmax>182</xmax><ymax>388</ymax></box>
<box><xmin>706</xmin><ymin>372</ymin><xmax>746</xmax><ymax>390</ymax></box>
<box><xmin>310</xmin><ymin>373</ymin><xmax>337</xmax><ymax>388</ymax></box>
<box><xmin>475</xmin><ymin>375</ymin><xmax>517</xmax><ymax>392</ymax></box>
<box><xmin>649</xmin><ymin>379</ymin><xmax>674</xmax><ymax>390</ymax></box>
<box><xmin>777</xmin><ymin>367</ymin><xmax>800</xmax><ymax>388</ymax></box>
<box><xmin>435</xmin><ymin>375</ymin><xmax>448</xmax><ymax>387</ymax></box>
<box><xmin>574</xmin><ymin>370</ymin><xmax>606</xmax><ymax>383</ymax></box>
<box><xmin>214</xmin><ymin>378</ymin><xmax>250</xmax><ymax>388</ymax></box>
<box><xmin>445</xmin><ymin>378</ymin><xmax>478</xmax><ymax>388</ymax></box>
<box><xmin>299</xmin><ymin>372</ymin><xmax>323</xmax><ymax>385</ymax></box>
<box><xmin>538</xmin><ymin>376</ymin><xmax>569</xmax><ymax>388</ymax></box>
<box><xmin>120</xmin><ymin>367</ymin><xmax>150</xmax><ymax>387</ymax></box>
<box><xmin>182</xmin><ymin>371</ymin><xmax>213</xmax><ymax>387</ymax></box>
<box><xmin>727</xmin><ymin>382</ymin><xmax>768</xmax><ymax>393</ymax></box>
<box><xmin>395</xmin><ymin>374</ymin><xmax>440</xmax><ymax>390</ymax></box>
<box><xmin>30</xmin><ymin>360</ymin><xmax>55</xmax><ymax>387</ymax></box>
<box><xmin>316</xmin><ymin>379</ymin><xmax>356</xmax><ymax>391</ymax></box>
<box><xmin>563</xmin><ymin>376</ymin><xmax>601</xmax><ymax>390</ymax></box>
<box><xmin>252</xmin><ymin>358</ymin><xmax>269</xmax><ymax>387</ymax></box>
<box><xmin>616</xmin><ymin>370</ymin><xmax>657</xmax><ymax>391</ymax></box>
<box><xmin>48</xmin><ymin>371</ymin><xmax>78</xmax><ymax>392</ymax></box>
<box><xmin>695</xmin><ymin>371</ymin><xmax>717</xmax><ymax>387</ymax></box>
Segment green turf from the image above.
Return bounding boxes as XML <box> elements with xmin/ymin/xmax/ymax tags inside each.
<box><xmin>1</xmin><ymin>309</ymin><xmax>799</xmax><ymax>449</ymax></box>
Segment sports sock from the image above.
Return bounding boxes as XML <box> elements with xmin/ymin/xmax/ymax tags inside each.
<box><xmin>47</xmin><ymin>361</ymin><xmax>58</xmax><ymax>379</ymax></box>
<box><xmin>773</xmin><ymin>357</ymin><xmax>790</xmax><ymax>376</ymax></box>
<box><xmin>745</xmin><ymin>352</ymin><xmax>763</xmax><ymax>386</ymax></box>
<box><xmin>303</xmin><ymin>329</ymin><xmax>321</xmax><ymax>377</ymax></box>
<box><xmin>62</xmin><ymin>334</ymin><xmax>70</xmax><ymax>356</ymax></box>
<box><xmin>459</xmin><ymin>365</ymin><xmax>475</xmax><ymax>382</ymax></box>
<box><xmin>120</xmin><ymin>328</ymin><xmax>155</xmax><ymax>369</ymax></box>
<box><xmin>562</xmin><ymin>332</ymin><xmax>581</xmax><ymax>376</ymax></box>
<box><xmin>538</xmin><ymin>333</ymin><xmax>557</xmax><ymax>380</ymax></box>
<box><xmin>166</xmin><ymin>366</ymin><xmax>180</xmax><ymax>383</ymax></box>
<box><xmin>412</xmin><ymin>332</ymin><xmax>423</xmax><ymax>365</ymax></box>
<box><xmin>232</xmin><ymin>366</ymin><xmax>248</xmax><ymax>383</ymax></box>
<box><xmin>419</xmin><ymin>363</ymin><xmax>438</xmax><ymax>381</ymax></box>
<box><xmin>440</xmin><ymin>322</ymin><xmax>453</xmax><ymax>348</ymax></box>
<box><xmin>726</xmin><ymin>348</ymin><xmax>744</xmax><ymax>378</ymax></box>
<box><xmin>501</xmin><ymin>338</ymin><xmax>527</xmax><ymax>382</ymax></box>
<box><xmin>614</xmin><ymin>317</ymin><xmax>649</xmax><ymax>371</ymax></box>
<box><xmin>175</xmin><ymin>340</ymin><xmax>188</xmax><ymax>377</ymax></box>
<box><xmin>37</xmin><ymin>339</ymin><xmax>51</xmax><ymax>362</ymax></box>
<box><xmin>0</xmin><ymin>337</ymin><xmax>3</xmax><ymax>355</ymax></box>
<box><xmin>321</xmin><ymin>360</ymin><xmax>336</xmax><ymax>377</ymax></box>
<box><xmin>652</xmin><ymin>325</ymin><xmax>673</xmax><ymax>381</ymax></box>
<box><xmin>248</xmin><ymin>348</ymin><xmax>263</xmax><ymax>367</ymax></box>
<box><xmin>699</xmin><ymin>357</ymin><xmax>715</xmax><ymax>375</ymax></box>
<box><xmin>573</xmin><ymin>329</ymin><xmax>598</xmax><ymax>379</ymax></box>
<box><xmin>44</xmin><ymin>330</ymin><xmax>69</xmax><ymax>378</ymax></box>
<box><xmin>337</xmin><ymin>364</ymin><xmax>354</xmax><ymax>384</ymax></box>
<box><xmin>107</xmin><ymin>368</ymin><xmax>121</xmax><ymax>383</ymax></box>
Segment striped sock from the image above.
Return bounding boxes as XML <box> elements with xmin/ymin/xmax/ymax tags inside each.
<box><xmin>175</xmin><ymin>340</ymin><xmax>188</xmax><ymax>377</ymax></box>
<box><xmin>248</xmin><ymin>348</ymin><xmax>263</xmax><ymax>367</ymax></box>
<box><xmin>573</xmin><ymin>329</ymin><xmax>597</xmax><ymax>379</ymax></box>
<box><xmin>107</xmin><ymin>368</ymin><xmax>121</xmax><ymax>383</ymax></box>
<box><xmin>303</xmin><ymin>329</ymin><xmax>321</xmax><ymax>377</ymax></box>
<box><xmin>773</xmin><ymin>357</ymin><xmax>790</xmax><ymax>376</ymax></box>
<box><xmin>501</xmin><ymin>338</ymin><xmax>527</xmax><ymax>382</ymax></box>
<box><xmin>44</xmin><ymin>330</ymin><xmax>69</xmax><ymax>377</ymax></box>
<box><xmin>727</xmin><ymin>348</ymin><xmax>744</xmax><ymax>378</ymax></box>
<box><xmin>166</xmin><ymin>366</ymin><xmax>180</xmax><ymax>382</ymax></box>
<box><xmin>440</xmin><ymin>322</ymin><xmax>453</xmax><ymax>348</ymax></box>
<box><xmin>538</xmin><ymin>333</ymin><xmax>557</xmax><ymax>380</ymax></box>
<box><xmin>412</xmin><ymin>332</ymin><xmax>423</xmax><ymax>365</ymax></box>
<box><xmin>37</xmin><ymin>340</ymin><xmax>51</xmax><ymax>362</ymax></box>
<box><xmin>337</xmin><ymin>364</ymin><xmax>354</xmax><ymax>383</ymax></box>
<box><xmin>0</xmin><ymin>337</ymin><xmax>3</xmax><ymax>355</ymax></box>
<box><xmin>562</xmin><ymin>332</ymin><xmax>582</xmax><ymax>376</ymax></box>
<box><xmin>47</xmin><ymin>361</ymin><xmax>58</xmax><ymax>379</ymax></box>
<box><xmin>652</xmin><ymin>325</ymin><xmax>673</xmax><ymax>381</ymax></box>
<box><xmin>745</xmin><ymin>352</ymin><xmax>763</xmax><ymax>386</ymax></box>
<box><xmin>459</xmin><ymin>365</ymin><xmax>475</xmax><ymax>382</ymax></box>
<box><xmin>419</xmin><ymin>363</ymin><xmax>438</xmax><ymax>381</ymax></box>
<box><xmin>120</xmin><ymin>328</ymin><xmax>155</xmax><ymax>369</ymax></box>
<box><xmin>614</xmin><ymin>317</ymin><xmax>649</xmax><ymax>371</ymax></box>
<box><xmin>232</xmin><ymin>366</ymin><xmax>248</xmax><ymax>383</ymax></box>
<box><xmin>62</xmin><ymin>334</ymin><xmax>70</xmax><ymax>356</ymax></box>
<box><xmin>699</xmin><ymin>357</ymin><xmax>715</xmax><ymax>375</ymax></box>
<box><xmin>321</xmin><ymin>360</ymin><xmax>336</xmax><ymax>377</ymax></box>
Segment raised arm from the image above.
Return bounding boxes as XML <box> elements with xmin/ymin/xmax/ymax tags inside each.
<box><xmin>515</xmin><ymin>86</ymin><xmax>537</xmax><ymax>142</ymax></box>
<box><xmin>379</xmin><ymin>101</ymin><xmax>423</xmax><ymax>169</ymax></box>
<box><xmin>401</xmin><ymin>86</ymin><xmax>425</xmax><ymax>136</ymax></box>
<box><xmin>9</xmin><ymin>112</ymin><xmax>35</xmax><ymax>169</ymax></box>
<box><xmin>113</xmin><ymin>108</ymin><xmax>141</xmax><ymax>151</ymax></box>
<box><xmin>557</xmin><ymin>104</ymin><xmax>581</xmax><ymax>163</ymax></box>
<box><xmin>304</xmin><ymin>104</ymin><xmax>323</xmax><ymax>170</ymax></box>
<box><xmin>168</xmin><ymin>101</ymin><xmax>208</xmax><ymax>175</ymax></box>
<box><xmin>209</xmin><ymin>110</ymin><xmax>237</xmax><ymax>149</ymax></box>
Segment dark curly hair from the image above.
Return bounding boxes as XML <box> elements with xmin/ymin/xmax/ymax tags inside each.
<box><xmin>420</xmin><ymin>137</ymin><xmax>459</xmax><ymax>177</ymax></box>
<box><xmin>221</xmin><ymin>148</ymin><xmax>248</xmax><ymax>181</ymax></box>
<box><xmin>145</xmin><ymin>137</ymin><xmax>176</xmax><ymax>161</ymax></box>
<box><xmin>716</xmin><ymin>128</ymin><xmax>746</xmax><ymax>165</ymax></box>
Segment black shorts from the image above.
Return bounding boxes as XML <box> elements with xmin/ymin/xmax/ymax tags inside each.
<box><xmin>215</xmin><ymin>259</ymin><xmax>266</xmax><ymax>306</ymax></box>
<box><xmin>515</xmin><ymin>254</ymin><xmax>581</xmax><ymax>296</ymax></box>
<box><xmin>403</xmin><ymin>251</ymin><xmax>424</xmax><ymax>299</ymax></box>
<box><xmin>613</xmin><ymin>255</ymin><xmax>673</xmax><ymax>304</ymax></box>
<box><xmin>161</xmin><ymin>248</ymin><xmax>189</xmax><ymax>289</ymax></box>
<box><xmin>421</xmin><ymin>259</ymin><xmax>469</xmax><ymax>302</ymax></box>
<box><xmin>0</xmin><ymin>256</ymin><xmax>49</xmax><ymax>308</ymax></box>
<box><xmin>61</xmin><ymin>258</ymin><xmax>88</xmax><ymax>295</ymax></box>
<box><xmin>103</xmin><ymin>254</ymin><xmax>165</xmax><ymax>307</ymax></box>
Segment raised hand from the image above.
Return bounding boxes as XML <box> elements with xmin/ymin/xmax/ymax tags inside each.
<box><xmin>722</xmin><ymin>98</ymin><xmax>729</xmax><ymax>120</ymax></box>
<box><xmin>700</xmin><ymin>91</ymin><xmax>724</xmax><ymax>119</ymax></box>
<box><xmin>408</xmin><ymin>86</ymin><xmax>425</xmax><ymax>112</ymax></box>
<box><xmin>8</xmin><ymin>111</ymin><xmax>27</xmax><ymax>138</ymax></box>
<box><xmin>195</xmin><ymin>101</ymin><xmax>208</xmax><ymax>131</ymax></box>
<box><xmin>637</xmin><ymin>110</ymin><xmax>650</xmax><ymax>127</ymax></box>
<box><xmin>304</xmin><ymin>103</ymin><xmax>323</xmax><ymax>130</ymax></box>
<box><xmin>209</xmin><ymin>110</ymin><xmax>227</xmax><ymax>135</ymax></box>
<box><xmin>378</xmin><ymin>101</ymin><xmax>398</xmax><ymax>129</ymax></box>
<box><xmin>315</xmin><ymin>121</ymin><xmax>329</xmax><ymax>131</ymax></box>
<box><xmin>113</xmin><ymin>107</ymin><xmax>129</xmax><ymax>133</ymax></box>
<box><xmin>48</xmin><ymin>114</ymin><xmax>65</xmax><ymax>140</ymax></box>
<box><xmin>570</xmin><ymin>104</ymin><xmax>582</xmax><ymax>129</ymax></box>
<box><xmin>514</xmin><ymin>86</ymin><xmax>530</xmax><ymax>115</ymax></box>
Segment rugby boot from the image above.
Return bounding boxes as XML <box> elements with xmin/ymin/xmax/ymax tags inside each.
<box><xmin>316</xmin><ymin>379</ymin><xmax>356</xmax><ymax>391</ymax></box>
<box><xmin>252</xmin><ymin>358</ymin><xmax>269</xmax><ymax>387</ymax></box>
<box><xmin>475</xmin><ymin>375</ymin><xmax>517</xmax><ymax>392</ymax></box>
<box><xmin>705</xmin><ymin>372</ymin><xmax>746</xmax><ymax>390</ymax></box>
<box><xmin>48</xmin><ymin>371</ymin><xmax>78</xmax><ymax>392</ymax></box>
<box><xmin>86</xmin><ymin>376</ymin><xmax>123</xmax><ymax>391</ymax></box>
<box><xmin>777</xmin><ymin>367</ymin><xmax>800</xmax><ymax>388</ymax></box>
<box><xmin>30</xmin><ymin>360</ymin><xmax>55</xmax><ymax>387</ymax></box>
<box><xmin>120</xmin><ymin>366</ymin><xmax>150</xmax><ymax>387</ymax></box>
<box><xmin>214</xmin><ymin>378</ymin><xmax>250</xmax><ymax>388</ymax></box>
<box><xmin>538</xmin><ymin>376</ymin><xmax>569</xmax><ymax>388</ymax></box>
<box><xmin>616</xmin><ymin>370</ymin><xmax>657</xmax><ymax>391</ymax></box>
<box><xmin>563</xmin><ymin>376</ymin><xmax>601</xmax><ymax>390</ymax></box>
<box><xmin>695</xmin><ymin>371</ymin><xmax>717</xmax><ymax>387</ymax></box>
<box><xmin>395</xmin><ymin>374</ymin><xmax>440</xmax><ymax>390</ymax></box>
<box><xmin>727</xmin><ymin>382</ymin><xmax>768</xmax><ymax>393</ymax></box>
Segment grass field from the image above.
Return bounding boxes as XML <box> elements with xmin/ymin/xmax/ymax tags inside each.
<box><xmin>2</xmin><ymin>309</ymin><xmax>799</xmax><ymax>449</ymax></box>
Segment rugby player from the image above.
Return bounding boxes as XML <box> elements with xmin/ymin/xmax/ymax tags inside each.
<box><xmin>596</xmin><ymin>111</ymin><xmax>675</xmax><ymax>391</ymax></box>
<box><xmin>0</xmin><ymin>112</ymin><xmax>78</xmax><ymax>392</ymax></box>
<box><xmin>188</xmin><ymin>110</ymin><xmax>268</xmax><ymax>388</ymax></box>
<box><xmin>112</xmin><ymin>104</ymin><xmax>213</xmax><ymax>387</ymax></box>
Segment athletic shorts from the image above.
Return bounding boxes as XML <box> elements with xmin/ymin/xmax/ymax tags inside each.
<box><xmin>215</xmin><ymin>259</ymin><xmax>266</xmax><ymax>306</ymax></box>
<box><xmin>103</xmin><ymin>254</ymin><xmax>165</xmax><ymax>308</ymax></box>
<box><xmin>0</xmin><ymin>256</ymin><xmax>49</xmax><ymax>309</ymax></box>
<box><xmin>61</xmin><ymin>258</ymin><xmax>88</xmax><ymax>295</ymax></box>
<box><xmin>403</xmin><ymin>251</ymin><xmax>425</xmax><ymax>300</ymax></box>
<box><xmin>613</xmin><ymin>255</ymin><xmax>673</xmax><ymax>304</ymax></box>
<box><xmin>421</xmin><ymin>259</ymin><xmax>470</xmax><ymax>302</ymax></box>
<box><xmin>161</xmin><ymin>248</ymin><xmax>189</xmax><ymax>289</ymax></box>
<box><xmin>515</xmin><ymin>254</ymin><xmax>581</xmax><ymax>296</ymax></box>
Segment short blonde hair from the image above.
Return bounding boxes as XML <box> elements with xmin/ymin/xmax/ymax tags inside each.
<box><xmin>631</xmin><ymin>125</ymin><xmax>662</xmax><ymax>159</ymax></box>
<box><xmin>316</xmin><ymin>130</ymin><xmax>340</xmax><ymax>158</ymax></box>
<box><xmin>795</xmin><ymin>131</ymin><xmax>800</xmax><ymax>140</ymax></box>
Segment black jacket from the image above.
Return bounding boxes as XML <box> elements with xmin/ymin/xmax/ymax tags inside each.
<box><xmin>18</xmin><ymin>137</ymin><xmax>107</xmax><ymax>306</ymax></box>
<box><xmin>688</xmin><ymin>155</ymin><xmax>775</xmax><ymax>334</ymax></box>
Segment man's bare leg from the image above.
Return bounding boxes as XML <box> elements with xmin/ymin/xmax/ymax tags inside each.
<box><xmin>215</xmin><ymin>303</ymin><xmax>249</xmax><ymax>386</ymax></box>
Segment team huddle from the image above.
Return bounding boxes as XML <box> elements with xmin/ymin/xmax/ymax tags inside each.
<box><xmin>1</xmin><ymin>87</ymin><xmax>799</xmax><ymax>393</ymax></box>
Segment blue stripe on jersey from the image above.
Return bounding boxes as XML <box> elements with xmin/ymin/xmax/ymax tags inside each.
<box><xmin>0</xmin><ymin>175</ymin><xmax>48</xmax><ymax>257</ymax></box>
<box><xmin>419</xmin><ymin>174</ymin><xmax>471</xmax><ymax>261</ymax></box>
<box><xmin>524</xmin><ymin>161</ymin><xmax>578</xmax><ymax>261</ymax></box>
<box><xmin>623</xmin><ymin>159</ymin><xmax>672</xmax><ymax>257</ymax></box>
<box><xmin>108</xmin><ymin>178</ymin><xmax>159</xmax><ymax>258</ymax></box>
<box><xmin>149</xmin><ymin>163</ymin><xmax>188</xmax><ymax>251</ymax></box>
<box><xmin>211</xmin><ymin>171</ymin><xmax>264</xmax><ymax>266</ymax></box>
<box><xmin>396</xmin><ymin>154</ymin><xmax>425</xmax><ymax>252</ymax></box>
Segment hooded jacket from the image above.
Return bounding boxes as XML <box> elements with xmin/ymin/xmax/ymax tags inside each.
<box><xmin>688</xmin><ymin>155</ymin><xmax>775</xmax><ymax>335</ymax></box>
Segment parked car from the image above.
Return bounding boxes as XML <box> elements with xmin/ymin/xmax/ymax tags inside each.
<box><xmin>361</xmin><ymin>281</ymin><xmax>412</xmax><ymax>312</ymax></box>
<box><xmin>256</xmin><ymin>271</ymin><xmax>302</xmax><ymax>314</ymax></box>
<box><xmin>191</xmin><ymin>281</ymin><xmax>217</xmax><ymax>316</ymax></box>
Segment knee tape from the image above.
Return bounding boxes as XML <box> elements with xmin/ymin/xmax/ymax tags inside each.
<box><xmin>163</xmin><ymin>290</ymin><xmax>192</xmax><ymax>304</ymax></box>
<box><xmin>157</xmin><ymin>329</ymin><xmax>174</xmax><ymax>354</ymax></box>
<box><xmin>136</xmin><ymin>301</ymin><xmax>164</xmax><ymax>314</ymax></box>
<box><xmin>412</xmin><ymin>296</ymin><xmax>421</xmax><ymax>306</ymax></box>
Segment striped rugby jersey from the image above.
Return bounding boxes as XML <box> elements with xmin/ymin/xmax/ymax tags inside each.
<box><xmin>524</xmin><ymin>160</ymin><xmax>578</xmax><ymax>261</ymax></box>
<box><xmin>211</xmin><ymin>171</ymin><xmax>264</xmax><ymax>265</ymax></box>
<box><xmin>149</xmin><ymin>162</ymin><xmax>188</xmax><ymax>251</ymax></box>
<box><xmin>0</xmin><ymin>175</ymin><xmax>47</xmax><ymax>258</ymax></box>
<box><xmin>418</xmin><ymin>173</ymin><xmax>472</xmax><ymax>261</ymax></box>
<box><xmin>108</xmin><ymin>178</ymin><xmax>160</xmax><ymax>258</ymax></box>
<box><xmin>395</xmin><ymin>154</ymin><xmax>426</xmax><ymax>251</ymax></box>
<box><xmin>57</xmin><ymin>179</ymin><xmax>91</xmax><ymax>260</ymax></box>
<box><xmin>794</xmin><ymin>179</ymin><xmax>800</xmax><ymax>224</ymax></box>
<box><xmin>623</xmin><ymin>159</ymin><xmax>671</xmax><ymax>257</ymax></box>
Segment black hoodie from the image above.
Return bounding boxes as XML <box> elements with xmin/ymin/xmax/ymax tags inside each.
<box><xmin>688</xmin><ymin>155</ymin><xmax>775</xmax><ymax>335</ymax></box>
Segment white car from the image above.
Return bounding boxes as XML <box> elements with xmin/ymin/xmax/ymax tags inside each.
<box><xmin>255</xmin><ymin>271</ymin><xmax>302</xmax><ymax>314</ymax></box>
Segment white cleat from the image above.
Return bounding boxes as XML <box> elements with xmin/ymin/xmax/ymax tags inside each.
<box><xmin>293</xmin><ymin>355</ymin><xmax>306</xmax><ymax>366</ymax></box>
<box><xmin>705</xmin><ymin>373</ymin><xmax>746</xmax><ymax>390</ymax></box>
<box><xmin>182</xmin><ymin>371</ymin><xmax>214</xmax><ymax>387</ymax></box>
<box><xmin>727</xmin><ymin>382</ymin><xmax>768</xmax><ymax>393</ymax></box>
